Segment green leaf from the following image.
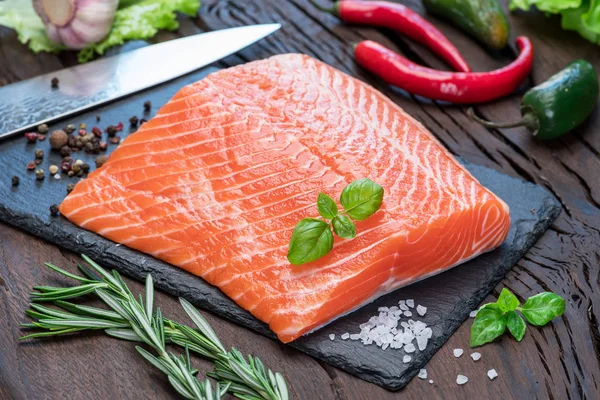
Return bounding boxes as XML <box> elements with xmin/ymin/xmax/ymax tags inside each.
<box><xmin>287</xmin><ymin>218</ymin><xmax>334</xmax><ymax>265</ymax></box>
<box><xmin>497</xmin><ymin>288</ymin><xmax>520</xmax><ymax>312</ymax></box>
<box><xmin>77</xmin><ymin>0</ymin><xmax>201</xmax><ymax>62</ymax></box>
<box><xmin>506</xmin><ymin>311</ymin><xmax>527</xmax><ymax>341</ymax></box>
<box><xmin>179</xmin><ymin>298</ymin><xmax>226</xmax><ymax>353</ymax></box>
<box><xmin>521</xmin><ymin>292</ymin><xmax>566</xmax><ymax>326</ymax></box>
<box><xmin>339</xmin><ymin>178</ymin><xmax>384</xmax><ymax>220</ymax></box>
<box><xmin>470</xmin><ymin>303</ymin><xmax>506</xmax><ymax>347</ymax></box>
<box><xmin>317</xmin><ymin>193</ymin><xmax>338</xmax><ymax>220</ymax></box>
<box><xmin>331</xmin><ymin>215</ymin><xmax>356</xmax><ymax>239</ymax></box>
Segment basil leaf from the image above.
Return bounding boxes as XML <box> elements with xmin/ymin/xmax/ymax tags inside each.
<box><xmin>470</xmin><ymin>303</ymin><xmax>506</xmax><ymax>347</ymax></box>
<box><xmin>497</xmin><ymin>288</ymin><xmax>520</xmax><ymax>312</ymax></box>
<box><xmin>506</xmin><ymin>311</ymin><xmax>526</xmax><ymax>341</ymax></box>
<box><xmin>521</xmin><ymin>292</ymin><xmax>565</xmax><ymax>326</ymax></box>
<box><xmin>287</xmin><ymin>219</ymin><xmax>334</xmax><ymax>265</ymax></box>
<box><xmin>317</xmin><ymin>193</ymin><xmax>338</xmax><ymax>220</ymax></box>
<box><xmin>339</xmin><ymin>178</ymin><xmax>384</xmax><ymax>221</ymax></box>
<box><xmin>332</xmin><ymin>215</ymin><xmax>356</xmax><ymax>239</ymax></box>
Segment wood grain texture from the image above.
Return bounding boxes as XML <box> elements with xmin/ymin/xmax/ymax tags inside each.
<box><xmin>0</xmin><ymin>0</ymin><xmax>599</xmax><ymax>399</ymax></box>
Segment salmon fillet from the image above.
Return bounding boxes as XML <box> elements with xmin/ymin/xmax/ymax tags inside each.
<box><xmin>59</xmin><ymin>54</ymin><xmax>510</xmax><ymax>343</ymax></box>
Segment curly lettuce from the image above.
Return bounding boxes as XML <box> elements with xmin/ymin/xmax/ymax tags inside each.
<box><xmin>0</xmin><ymin>0</ymin><xmax>200</xmax><ymax>62</ymax></box>
<box><xmin>509</xmin><ymin>0</ymin><xmax>600</xmax><ymax>45</ymax></box>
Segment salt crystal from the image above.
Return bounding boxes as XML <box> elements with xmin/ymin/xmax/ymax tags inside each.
<box><xmin>53</xmin><ymin>174</ymin><xmax>61</xmax><ymax>180</ymax></box>
<box><xmin>329</xmin><ymin>334</ymin><xmax>335</xmax><ymax>341</ymax></box>
<box><xmin>378</xmin><ymin>307</ymin><xmax>389</xmax><ymax>312</ymax></box>
<box><xmin>404</xmin><ymin>311</ymin><xmax>413</xmax><ymax>317</ymax></box>
<box><xmin>469</xmin><ymin>310</ymin><xmax>478</xmax><ymax>318</ymax></box>
<box><xmin>341</xmin><ymin>333</ymin><xmax>350</xmax><ymax>340</ymax></box>
<box><xmin>453</xmin><ymin>348</ymin><xmax>464</xmax><ymax>358</ymax></box>
<box><xmin>416</xmin><ymin>305</ymin><xmax>427</xmax><ymax>316</ymax></box>
<box><xmin>416</xmin><ymin>334</ymin><xmax>429</xmax><ymax>351</ymax></box>
<box><xmin>421</xmin><ymin>327</ymin><xmax>433</xmax><ymax>339</ymax></box>
<box><xmin>418</xmin><ymin>369</ymin><xmax>427</xmax><ymax>379</ymax></box>
<box><xmin>456</xmin><ymin>375</ymin><xmax>468</xmax><ymax>385</ymax></box>
<box><xmin>382</xmin><ymin>343</ymin><xmax>389</xmax><ymax>350</ymax></box>
<box><xmin>488</xmin><ymin>369</ymin><xmax>498</xmax><ymax>380</ymax></box>
<box><xmin>428</xmin><ymin>380</ymin><xmax>433</xmax><ymax>384</ymax></box>
<box><xmin>350</xmin><ymin>334</ymin><xmax>360</xmax><ymax>340</ymax></box>
<box><xmin>404</xmin><ymin>343</ymin><xmax>416</xmax><ymax>353</ymax></box>
<box><xmin>403</xmin><ymin>355</ymin><xmax>411</xmax><ymax>363</ymax></box>
<box><xmin>406</xmin><ymin>299</ymin><xmax>415</xmax><ymax>308</ymax></box>
<box><xmin>413</xmin><ymin>321</ymin><xmax>427</xmax><ymax>334</ymax></box>
<box><xmin>470</xmin><ymin>352</ymin><xmax>481</xmax><ymax>361</ymax></box>
<box><xmin>399</xmin><ymin>301</ymin><xmax>408</xmax><ymax>311</ymax></box>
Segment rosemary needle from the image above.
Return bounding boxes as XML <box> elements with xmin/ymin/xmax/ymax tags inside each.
<box><xmin>20</xmin><ymin>255</ymin><xmax>289</xmax><ymax>400</ymax></box>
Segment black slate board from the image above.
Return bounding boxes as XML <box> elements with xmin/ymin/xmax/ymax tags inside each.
<box><xmin>0</xmin><ymin>66</ymin><xmax>561</xmax><ymax>391</ymax></box>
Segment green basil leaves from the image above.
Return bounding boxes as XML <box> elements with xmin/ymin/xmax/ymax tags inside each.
<box><xmin>287</xmin><ymin>179</ymin><xmax>384</xmax><ymax>265</ymax></box>
<box><xmin>470</xmin><ymin>288</ymin><xmax>565</xmax><ymax>347</ymax></box>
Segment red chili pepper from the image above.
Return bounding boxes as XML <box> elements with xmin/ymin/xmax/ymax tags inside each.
<box><xmin>313</xmin><ymin>0</ymin><xmax>470</xmax><ymax>73</ymax></box>
<box><xmin>354</xmin><ymin>36</ymin><xmax>533</xmax><ymax>104</ymax></box>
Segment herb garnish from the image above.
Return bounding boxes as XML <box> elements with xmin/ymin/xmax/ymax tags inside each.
<box><xmin>287</xmin><ymin>178</ymin><xmax>384</xmax><ymax>265</ymax></box>
<box><xmin>470</xmin><ymin>288</ymin><xmax>565</xmax><ymax>347</ymax></box>
<box><xmin>21</xmin><ymin>256</ymin><xmax>289</xmax><ymax>400</ymax></box>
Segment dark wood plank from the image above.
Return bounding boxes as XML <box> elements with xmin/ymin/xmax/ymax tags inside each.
<box><xmin>1</xmin><ymin>0</ymin><xmax>599</xmax><ymax>398</ymax></box>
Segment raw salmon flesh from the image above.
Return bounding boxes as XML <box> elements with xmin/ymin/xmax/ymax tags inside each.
<box><xmin>60</xmin><ymin>54</ymin><xmax>510</xmax><ymax>343</ymax></box>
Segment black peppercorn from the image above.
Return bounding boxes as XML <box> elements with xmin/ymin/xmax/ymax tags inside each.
<box><xmin>51</xmin><ymin>77</ymin><xmax>59</xmax><ymax>89</ymax></box>
<box><xmin>59</xmin><ymin>146</ymin><xmax>72</xmax><ymax>157</ymax></box>
<box><xmin>129</xmin><ymin>116</ymin><xmax>139</xmax><ymax>126</ymax></box>
<box><xmin>66</xmin><ymin>183</ymin><xmax>76</xmax><ymax>193</ymax></box>
<box><xmin>106</xmin><ymin>125</ymin><xmax>117</xmax><ymax>137</ymax></box>
<box><xmin>49</xmin><ymin>204</ymin><xmax>59</xmax><ymax>216</ymax></box>
<box><xmin>11</xmin><ymin>176</ymin><xmax>19</xmax><ymax>186</ymax></box>
<box><xmin>81</xmin><ymin>163</ymin><xmax>90</xmax><ymax>173</ymax></box>
<box><xmin>144</xmin><ymin>100</ymin><xmax>151</xmax><ymax>111</ymax></box>
<box><xmin>35</xmin><ymin>148</ymin><xmax>44</xmax><ymax>159</ymax></box>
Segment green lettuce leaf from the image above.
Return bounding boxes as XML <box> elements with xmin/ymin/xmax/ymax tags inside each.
<box><xmin>510</xmin><ymin>0</ymin><xmax>600</xmax><ymax>45</ymax></box>
<box><xmin>0</xmin><ymin>0</ymin><xmax>200</xmax><ymax>62</ymax></box>
<box><xmin>0</xmin><ymin>0</ymin><xmax>63</xmax><ymax>53</ymax></box>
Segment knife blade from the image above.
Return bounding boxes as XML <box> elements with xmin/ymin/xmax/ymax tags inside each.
<box><xmin>0</xmin><ymin>24</ymin><xmax>280</xmax><ymax>140</ymax></box>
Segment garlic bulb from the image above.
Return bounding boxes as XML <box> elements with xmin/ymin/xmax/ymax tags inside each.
<box><xmin>33</xmin><ymin>0</ymin><xmax>118</xmax><ymax>50</ymax></box>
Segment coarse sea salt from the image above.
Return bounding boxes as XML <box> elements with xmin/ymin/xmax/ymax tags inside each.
<box><xmin>470</xmin><ymin>352</ymin><xmax>481</xmax><ymax>361</ymax></box>
<box><xmin>418</xmin><ymin>369</ymin><xmax>427</xmax><ymax>379</ymax></box>
<box><xmin>428</xmin><ymin>380</ymin><xmax>433</xmax><ymax>384</ymax></box>
<box><xmin>329</xmin><ymin>334</ymin><xmax>335</xmax><ymax>341</ymax></box>
<box><xmin>403</xmin><ymin>355</ymin><xmax>412</xmax><ymax>363</ymax></box>
<box><xmin>338</xmin><ymin>300</ymin><xmax>432</xmax><ymax>354</ymax></box>
<box><xmin>456</xmin><ymin>375</ymin><xmax>468</xmax><ymax>385</ymax></box>
<box><xmin>469</xmin><ymin>310</ymin><xmax>478</xmax><ymax>318</ymax></box>
<box><xmin>488</xmin><ymin>369</ymin><xmax>498</xmax><ymax>380</ymax></box>
<box><xmin>453</xmin><ymin>348</ymin><xmax>464</xmax><ymax>358</ymax></box>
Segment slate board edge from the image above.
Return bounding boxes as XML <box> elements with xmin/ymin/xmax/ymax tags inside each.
<box><xmin>0</xmin><ymin>181</ymin><xmax>561</xmax><ymax>391</ymax></box>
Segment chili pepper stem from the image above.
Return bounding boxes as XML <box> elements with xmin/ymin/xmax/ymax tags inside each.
<box><xmin>468</xmin><ymin>107</ymin><xmax>532</xmax><ymax>129</ymax></box>
<box><xmin>309</xmin><ymin>0</ymin><xmax>337</xmax><ymax>15</ymax></box>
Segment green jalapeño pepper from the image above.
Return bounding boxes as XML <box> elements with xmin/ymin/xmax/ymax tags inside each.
<box><xmin>469</xmin><ymin>60</ymin><xmax>599</xmax><ymax>140</ymax></box>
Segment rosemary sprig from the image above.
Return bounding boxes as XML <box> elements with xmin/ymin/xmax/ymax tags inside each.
<box><xmin>21</xmin><ymin>255</ymin><xmax>288</xmax><ymax>400</ymax></box>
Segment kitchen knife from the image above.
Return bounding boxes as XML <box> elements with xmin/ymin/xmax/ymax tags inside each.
<box><xmin>0</xmin><ymin>24</ymin><xmax>281</xmax><ymax>140</ymax></box>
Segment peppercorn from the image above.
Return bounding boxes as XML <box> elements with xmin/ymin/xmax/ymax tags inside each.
<box><xmin>129</xmin><ymin>116</ymin><xmax>139</xmax><ymax>126</ymax></box>
<box><xmin>34</xmin><ymin>149</ymin><xmax>44</xmax><ymax>160</ymax></box>
<box><xmin>110</xmin><ymin>136</ymin><xmax>121</xmax><ymax>144</ymax></box>
<box><xmin>140</xmin><ymin>118</ymin><xmax>147</xmax><ymax>125</ymax></box>
<box><xmin>78</xmin><ymin>129</ymin><xmax>87</xmax><ymax>136</ymax></box>
<box><xmin>35</xmin><ymin>159</ymin><xmax>42</xmax><ymax>165</ymax></box>
<box><xmin>35</xmin><ymin>169</ymin><xmax>45</xmax><ymax>180</ymax></box>
<box><xmin>67</xmin><ymin>135</ymin><xmax>77</xmax><ymax>148</ymax></box>
<box><xmin>106</xmin><ymin>125</ymin><xmax>117</xmax><ymax>136</ymax></box>
<box><xmin>84</xmin><ymin>142</ymin><xmax>94</xmax><ymax>153</ymax></box>
<box><xmin>49</xmin><ymin>165</ymin><xmax>59</xmax><ymax>175</ymax></box>
<box><xmin>144</xmin><ymin>100</ymin><xmax>151</xmax><ymax>111</ymax></box>
<box><xmin>80</xmin><ymin>134</ymin><xmax>92</xmax><ymax>144</ymax></box>
<box><xmin>59</xmin><ymin>146</ymin><xmax>72</xmax><ymax>157</ymax></box>
<box><xmin>64</xmin><ymin>124</ymin><xmax>76</xmax><ymax>134</ymax></box>
<box><xmin>74</xmin><ymin>159</ymin><xmax>84</xmax><ymax>166</ymax></box>
<box><xmin>27</xmin><ymin>161</ymin><xmax>35</xmax><ymax>170</ymax></box>
<box><xmin>11</xmin><ymin>176</ymin><xmax>19</xmax><ymax>186</ymax></box>
<box><xmin>51</xmin><ymin>77</ymin><xmax>59</xmax><ymax>89</ymax></box>
<box><xmin>77</xmin><ymin>170</ymin><xmax>84</xmax><ymax>177</ymax></box>
<box><xmin>81</xmin><ymin>163</ymin><xmax>90</xmax><ymax>173</ymax></box>
<box><xmin>75</xmin><ymin>138</ymin><xmax>83</xmax><ymax>148</ymax></box>
<box><xmin>99</xmin><ymin>141</ymin><xmax>108</xmax><ymax>151</ymax></box>
<box><xmin>71</xmin><ymin>163</ymin><xmax>81</xmax><ymax>174</ymax></box>
<box><xmin>49</xmin><ymin>204</ymin><xmax>59</xmax><ymax>216</ymax></box>
<box><xmin>68</xmin><ymin>170</ymin><xmax>75</xmax><ymax>177</ymax></box>
<box><xmin>115</xmin><ymin>122</ymin><xmax>124</xmax><ymax>132</ymax></box>
<box><xmin>63</xmin><ymin>156</ymin><xmax>73</xmax><ymax>163</ymax></box>
<box><xmin>79</xmin><ymin>123</ymin><xmax>87</xmax><ymax>130</ymax></box>
<box><xmin>37</xmin><ymin>134</ymin><xmax>46</xmax><ymax>141</ymax></box>
<box><xmin>66</xmin><ymin>183</ymin><xmax>76</xmax><ymax>193</ymax></box>
<box><xmin>92</xmin><ymin>126</ymin><xmax>102</xmax><ymax>137</ymax></box>
<box><xmin>96</xmin><ymin>115</ymin><xmax>101</xmax><ymax>122</ymax></box>
<box><xmin>60</xmin><ymin>161</ymin><xmax>71</xmax><ymax>173</ymax></box>
<box><xmin>95</xmin><ymin>155</ymin><xmax>109</xmax><ymax>168</ymax></box>
<box><xmin>38</xmin><ymin>123</ymin><xmax>49</xmax><ymax>134</ymax></box>
<box><xmin>25</xmin><ymin>132</ymin><xmax>38</xmax><ymax>143</ymax></box>
<box><xmin>49</xmin><ymin>130</ymin><xmax>68</xmax><ymax>149</ymax></box>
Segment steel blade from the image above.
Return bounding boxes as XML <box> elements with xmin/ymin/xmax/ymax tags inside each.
<box><xmin>0</xmin><ymin>24</ymin><xmax>280</xmax><ymax>140</ymax></box>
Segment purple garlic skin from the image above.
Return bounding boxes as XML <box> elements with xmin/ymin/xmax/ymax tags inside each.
<box><xmin>34</xmin><ymin>0</ymin><xmax>119</xmax><ymax>50</ymax></box>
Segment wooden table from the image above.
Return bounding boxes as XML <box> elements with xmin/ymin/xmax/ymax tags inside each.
<box><xmin>1</xmin><ymin>1</ymin><xmax>599</xmax><ymax>398</ymax></box>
